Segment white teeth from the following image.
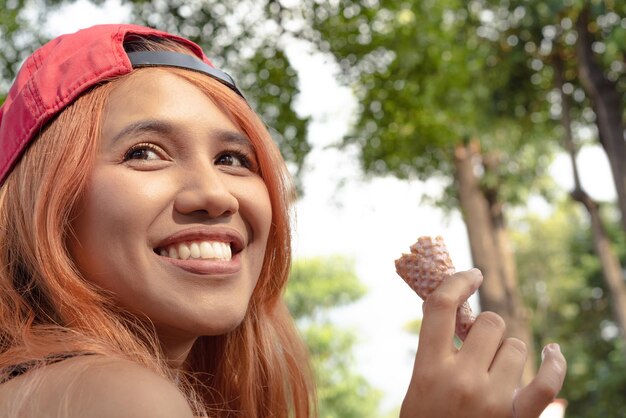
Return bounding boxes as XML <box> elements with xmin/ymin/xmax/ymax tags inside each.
<box><xmin>189</xmin><ymin>242</ymin><xmax>200</xmax><ymax>259</ymax></box>
<box><xmin>178</xmin><ymin>243</ymin><xmax>191</xmax><ymax>260</ymax></box>
<box><xmin>159</xmin><ymin>240</ymin><xmax>232</xmax><ymax>261</ymax></box>
<box><xmin>212</xmin><ymin>242</ymin><xmax>224</xmax><ymax>259</ymax></box>
<box><xmin>199</xmin><ymin>241</ymin><xmax>214</xmax><ymax>259</ymax></box>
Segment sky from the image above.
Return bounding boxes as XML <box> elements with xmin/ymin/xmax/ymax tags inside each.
<box><xmin>41</xmin><ymin>0</ymin><xmax>617</xmax><ymax>413</ymax></box>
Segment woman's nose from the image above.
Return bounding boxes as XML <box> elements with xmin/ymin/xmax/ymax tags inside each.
<box><xmin>174</xmin><ymin>166</ymin><xmax>239</xmax><ymax>219</ymax></box>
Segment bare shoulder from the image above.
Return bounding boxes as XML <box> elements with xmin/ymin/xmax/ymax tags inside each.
<box><xmin>0</xmin><ymin>355</ymin><xmax>195</xmax><ymax>418</ymax></box>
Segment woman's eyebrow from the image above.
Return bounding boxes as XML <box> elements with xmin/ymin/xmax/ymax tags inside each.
<box><xmin>211</xmin><ymin>128</ymin><xmax>253</xmax><ymax>149</ymax></box>
<box><xmin>110</xmin><ymin>120</ymin><xmax>254</xmax><ymax>152</ymax></box>
<box><xmin>110</xmin><ymin>119</ymin><xmax>176</xmax><ymax>144</ymax></box>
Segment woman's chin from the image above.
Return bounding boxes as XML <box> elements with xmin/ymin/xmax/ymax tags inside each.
<box><xmin>154</xmin><ymin>311</ymin><xmax>248</xmax><ymax>346</ymax></box>
<box><xmin>194</xmin><ymin>311</ymin><xmax>249</xmax><ymax>337</ymax></box>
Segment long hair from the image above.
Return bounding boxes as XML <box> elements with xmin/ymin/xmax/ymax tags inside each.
<box><xmin>0</xmin><ymin>37</ymin><xmax>315</xmax><ymax>417</ymax></box>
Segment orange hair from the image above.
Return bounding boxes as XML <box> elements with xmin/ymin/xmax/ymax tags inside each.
<box><xmin>0</xmin><ymin>40</ymin><xmax>315</xmax><ymax>417</ymax></box>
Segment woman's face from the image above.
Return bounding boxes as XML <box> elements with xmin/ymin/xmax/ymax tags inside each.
<box><xmin>69</xmin><ymin>70</ymin><xmax>272</xmax><ymax>353</ymax></box>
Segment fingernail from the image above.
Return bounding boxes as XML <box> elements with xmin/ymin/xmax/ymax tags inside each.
<box><xmin>469</xmin><ymin>267</ymin><xmax>482</xmax><ymax>276</ymax></box>
<box><xmin>541</xmin><ymin>343</ymin><xmax>561</xmax><ymax>361</ymax></box>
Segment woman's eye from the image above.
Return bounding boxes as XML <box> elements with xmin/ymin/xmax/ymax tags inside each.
<box><xmin>123</xmin><ymin>144</ymin><xmax>164</xmax><ymax>161</ymax></box>
<box><xmin>216</xmin><ymin>152</ymin><xmax>251</xmax><ymax>169</ymax></box>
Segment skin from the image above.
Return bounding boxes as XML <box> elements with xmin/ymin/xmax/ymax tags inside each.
<box><xmin>401</xmin><ymin>268</ymin><xmax>567</xmax><ymax>418</ymax></box>
<box><xmin>0</xmin><ymin>356</ymin><xmax>195</xmax><ymax>418</ymax></box>
<box><xmin>69</xmin><ymin>69</ymin><xmax>272</xmax><ymax>366</ymax></box>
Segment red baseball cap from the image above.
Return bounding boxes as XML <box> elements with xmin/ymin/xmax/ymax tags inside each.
<box><xmin>0</xmin><ymin>23</ymin><xmax>243</xmax><ymax>184</ymax></box>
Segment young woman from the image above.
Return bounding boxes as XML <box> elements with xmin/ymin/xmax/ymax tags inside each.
<box><xmin>0</xmin><ymin>24</ymin><xmax>565</xmax><ymax>417</ymax></box>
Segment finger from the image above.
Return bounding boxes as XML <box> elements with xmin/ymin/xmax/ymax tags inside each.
<box><xmin>418</xmin><ymin>268</ymin><xmax>483</xmax><ymax>358</ymax></box>
<box><xmin>459</xmin><ymin>311</ymin><xmax>507</xmax><ymax>371</ymax></box>
<box><xmin>513</xmin><ymin>343</ymin><xmax>566</xmax><ymax>418</ymax></box>
<box><xmin>488</xmin><ymin>337</ymin><xmax>527</xmax><ymax>394</ymax></box>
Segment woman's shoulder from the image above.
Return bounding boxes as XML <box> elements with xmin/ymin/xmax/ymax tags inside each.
<box><xmin>0</xmin><ymin>355</ymin><xmax>195</xmax><ymax>418</ymax></box>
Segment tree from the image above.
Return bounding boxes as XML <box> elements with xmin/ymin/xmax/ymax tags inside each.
<box><xmin>574</xmin><ymin>3</ymin><xmax>626</xmax><ymax>233</ymax></box>
<box><xmin>554</xmin><ymin>50</ymin><xmax>626</xmax><ymax>350</ymax></box>
<box><xmin>493</xmin><ymin>0</ymin><xmax>626</xmax><ymax>345</ymax></box>
<box><xmin>285</xmin><ymin>256</ymin><xmax>383</xmax><ymax>418</ymax></box>
<box><xmin>282</xmin><ymin>0</ymin><xmax>565</xmax><ymax>383</ymax></box>
<box><xmin>512</xmin><ymin>201</ymin><xmax>626</xmax><ymax>418</ymax></box>
<box><xmin>491</xmin><ymin>0</ymin><xmax>626</xmax><ymax>234</ymax></box>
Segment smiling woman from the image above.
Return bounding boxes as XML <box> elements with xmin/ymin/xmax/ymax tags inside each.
<box><xmin>0</xmin><ymin>24</ymin><xmax>311</xmax><ymax>418</ymax></box>
<box><xmin>0</xmin><ymin>23</ymin><xmax>566</xmax><ymax>418</ymax></box>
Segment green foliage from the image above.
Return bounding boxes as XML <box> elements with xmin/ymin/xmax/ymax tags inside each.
<box><xmin>303</xmin><ymin>324</ymin><xmax>381</xmax><ymax>418</ymax></box>
<box><xmin>0</xmin><ymin>0</ymin><xmax>79</xmax><ymax>93</ymax></box>
<box><xmin>512</xmin><ymin>201</ymin><xmax>626</xmax><ymax>418</ymax></box>
<box><xmin>287</xmin><ymin>0</ymin><xmax>560</xmax><ymax>210</ymax></box>
<box><xmin>287</xmin><ymin>256</ymin><xmax>382</xmax><ymax>418</ymax></box>
<box><xmin>285</xmin><ymin>255</ymin><xmax>366</xmax><ymax>319</ymax></box>
<box><xmin>492</xmin><ymin>0</ymin><xmax>626</xmax><ymax>137</ymax></box>
<box><xmin>238</xmin><ymin>46</ymin><xmax>311</xmax><ymax>177</ymax></box>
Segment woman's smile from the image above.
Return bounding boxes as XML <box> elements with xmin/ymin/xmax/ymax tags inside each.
<box><xmin>153</xmin><ymin>226</ymin><xmax>245</xmax><ymax>275</ymax></box>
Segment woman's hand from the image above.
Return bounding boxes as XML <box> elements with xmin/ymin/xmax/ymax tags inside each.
<box><xmin>400</xmin><ymin>269</ymin><xmax>566</xmax><ymax>418</ymax></box>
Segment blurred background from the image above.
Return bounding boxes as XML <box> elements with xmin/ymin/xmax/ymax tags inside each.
<box><xmin>2</xmin><ymin>0</ymin><xmax>626</xmax><ymax>416</ymax></box>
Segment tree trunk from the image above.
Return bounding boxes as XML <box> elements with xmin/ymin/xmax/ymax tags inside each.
<box><xmin>572</xmin><ymin>189</ymin><xmax>626</xmax><ymax>343</ymax></box>
<box><xmin>488</xmin><ymin>196</ymin><xmax>535</xmax><ymax>368</ymax></box>
<box><xmin>453</xmin><ymin>141</ymin><xmax>536</xmax><ymax>384</ymax></box>
<box><xmin>555</xmin><ymin>54</ymin><xmax>626</xmax><ymax>346</ymax></box>
<box><xmin>576</xmin><ymin>7</ymin><xmax>626</xmax><ymax>233</ymax></box>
